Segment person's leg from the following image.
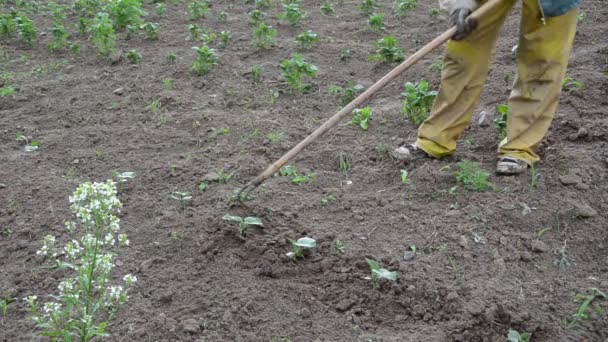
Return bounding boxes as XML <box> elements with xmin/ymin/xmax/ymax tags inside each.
<box><xmin>498</xmin><ymin>0</ymin><xmax>577</xmax><ymax>166</ymax></box>
<box><xmin>416</xmin><ymin>0</ymin><xmax>517</xmax><ymax>158</ymax></box>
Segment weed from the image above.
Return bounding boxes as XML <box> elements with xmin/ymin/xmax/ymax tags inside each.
<box><xmin>454</xmin><ymin>160</ymin><xmax>492</xmax><ymax>191</ymax></box>
<box><xmin>553</xmin><ymin>240</ymin><xmax>575</xmax><ymax>268</ymax></box>
<box><xmin>15</xmin><ymin>14</ymin><xmax>37</xmax><ymax>47</ymax></box>
<box><xmin>295</xmin><ymin>30</ymin><xmax>318</xmax><ymax>49</ymax></box>
<box><xmin>25</xmin><ymin>181</ymin><xmax>135</xmax><ymax>341</ymax></box>
<box><xmin>24</xmin><ymin>140</ymin><xmax>41</xmax><ymax>152</ymax></box>
<box><xmin>507</xmin><ymin>329</ymin><xmax>531</xmax><ymax>342</ymax></box>
<box><xmin>141</xmin><ymin>22</ymin><xmax>159</xmax><ymax>40</ymax></box>
<box><xmin>0</xmin><ymin>86</ymin><xmax>16</xmax><ymax>97</ymax></box>
<box><xmin>365</xmin><ymin>258</ymin><xmax>397</xmax><ymax>289</ymax></box>
<box><xmin>429</xmin><ymin>7</ymin><xmax>440</xmax><ymax>17</ymax></box>
<box><xmin>321</xmin><ymin>193</ymin><xmax>336</xmax><ymax>206</ymax></box>
<box><xmin>429</xmin><ymin>57</ymin><xmax>443</xmax><ymax>72</ymax></box>
<box><xmin>108</xmin><ymin>0</ymin><xmax>145</xmax><ymax>30</ymax></box>
<box><xmin>335</xmin><ymin>239</ymin><xmax>345</xmax><ymax>253</ymax></box>
<box><xmin>223</xmin><ymin>214</ymin><xmax>263</xmax><ymax>237</ymax></box>
<box><xmin>198</xmin><ymin>181</ymin><xmax>208</xmax><ymax>192</ymax></box>
<box><xmin>369</xmin><ymin>35</ymin><xmax>405</xmax><ymax>63</ymax></box>
<box><xmin>252</xmin><ymin>22</ymin><xmax>277</xmax><ymax>49</ymax></box>
<box><xmin>0</xmin><ymin>13</ymin><xmax>17</xmax><ymax>37</ymax></box>
<box><xmin>250</xmin><ymin>64</ymin><xmax>263</xmax><ymax>83</ymax></box>
<box><xmin>349</xmin><ymin>107</ymin><xmax>373</xmax><ymax>131</ymax></box>
<box><xmin>256</xmin><ymin>0</ymin><xmax>272</xmax><ymax>9</ymax></box>
<box><xmin>400</xmin><ymin>169</ymin><xmax>408</xmax><ymax>183</ymax></box>
<box><xmin>169</xmin><ymin>191</ymin><xmax>192</xmax><ymax>213</ymax></box>
<box><xmin>166</xmin><ymin>50</ymin><xmax>176</xmax><ymax>64</ymax></box>
<box><xmin>112</xmin><ymin>171</ymin><xmax>136</xmax><ymax>192</ymax></box>
<box><xmin>278</xmin><ymin>3</ymin><xmax>307</xmax><ymax>25</ymax></box>
<box><xmin>328</xmin><ymin>83</ymin><xmax>365</xmax><ymax>106</ymax></box>
<box><xmin>217</xmin><ymin>168</ymin><xmax>232</xmax><ymax>183</ymax></box>
<box><xmin>89</xmin><ymin>12</ymin><xmax>116</xmax><ymax>57</ymax></box>
<box><xmin>495</xmin><ymin>104</ymin><xmax>508</xmax><ymax>140</ymax></box>
<box><xmin>217</xmin><ymin>11</ymin><xmax>228</xmax><ymax>21</ymax></box>
<box><xmin>340</xmin><ymin>48</ymin><xmax>351</xmax><ymax>61</ymax></box>
<box><xmin>394</xmin><ymin>0</ymin><xmax>417</xmax><ymax>16</ymax></box>
<box><xmin>287</xmin><ymin>237</ymin><xmax>316</xmax><ymax>259</ymax></box>
<box><xmin>266</xmin><ymin>131</ymin><xmax>285</xmax><ymax>143</ymax></box>
<box><xmin>359</xmin><ymin>0</ymin><xmax>379</xmax><ymax>15</ymax></box>
<box><xmin>249</xmin><ymin>9</ymin><xmax>265</xmax><ymax>25</ymax></box>
<box><xmin>187</xmin><ymin>0</ymin><xmax>209</xmax><ymax>19</ymax></box>
<box><xmin>338</xmin><ymin>152</ymin><xmax>351</xmax><ymax>174</ymax></box>
<box><xmin>219</xmin><ymin>30</ymin><xmax>231</xmax><ymax>46</ymax></box>
<box><xmin>188</xmin><ymin>23</ymin><xmax>202</xmax><ymax>41</ymax></box>
<box><xmin>401</xmin><ymin>80</ymin><xmax>437</xmax><ymax>126</ymax></box>
<box><xmin>321</xmin><ymin>2</ymin><xmax>335</xmax><ymax>15</ymax></box>
<box><xmin>155</xmin><ymin>3</ymin><xmax>166</xmax><ymax>16</ymax></box>
<box><xmin>48</xmin><ymin>23</ymin><xmax>68</xmax><ymax>52</ymax></box>
<box><xmin>280</xmin><ymin>54</ymin><xmax>318</xmax><ymax>92</ymax></box>
<box><xmin>191</xmin><ymin>45</ymin><xmax>218</xmax><ymax>76</ymax></box>
<box><xmin>367</xmin><ymin>13</ymin><xmax>385</xmax><ymax>32</ymax></box>
<box><xmin>163</xmin><ymin>78</ymin><xmax>173</xmax><ymax>90</ymax></box>
<box><xmin>562</xmin><ymin>76</ymin><xmax>583</xmax><ymax>91</ymax></box>
<box><xmin>566</xmin><ymin>288</ymin><xmax>607</xmax><ymax>328</ymax></box>
<box><xmin>126</xmin><ymin>49</ymin><xmax>142</xmax><ymax>64</ymax></box>
<box><xmin>576</xmin><ymin>12</ymin><xmax>586</xmax><ymax>22</ymax></box>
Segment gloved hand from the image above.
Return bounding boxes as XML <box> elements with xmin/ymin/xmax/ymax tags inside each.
<box><xmin>450</xmin><ymin>7</ymin><xmax>478</xmax><ymax>40</ymax></box>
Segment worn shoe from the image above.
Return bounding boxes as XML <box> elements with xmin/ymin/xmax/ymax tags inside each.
<box><xmin>392</xmin><ymin>144</ymin><xmax>431</xmax><ymax>162</ymax></box>
<box><xmin>496</xmin><ymin>157</ymin><xmax>528</xmax><ymax>175</ymax></box>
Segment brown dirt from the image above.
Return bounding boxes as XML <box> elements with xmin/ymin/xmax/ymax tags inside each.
<box><xmin>1</xmin><ymin>0</ymin><xmax>608</xmax><ymax>341</ymax></box>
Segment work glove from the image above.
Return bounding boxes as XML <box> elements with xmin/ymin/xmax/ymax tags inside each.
<box><xmin>450</xmin><ymin>7</ymin><xmax>478</xmax><ymax>40</ymax></box>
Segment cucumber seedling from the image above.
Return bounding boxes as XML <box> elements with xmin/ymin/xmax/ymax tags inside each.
<box><xmin>495</xmin><ymin>104</ymin><xmax>508</xmax><ymax>140</ymax></box>
<box><xmin>368</xmin><ymin>13</ymin><xmax>385</xmax><ymax>32</ymax></box>
<box><xmin>188</xmin><ymin>0</ymin><xmax>209</xmax><ymax>19</ymax></box>
<box><xmin>394</xmin><ymin>0</ymin><xmax>417</xmax><ymax>16</ymax></box>
<box><xmin>126</xmin><ymin>49</ymin><xmax>142</xmax><ymax>64</ymax></box>
<box><xmin>295</xmin><ymin>30</ymin><xmax>318</xmax><ymax>49</ymax></box>
<box><xmin>365</xmin><ymin>258</ymin><xmax>397</xmax><ymax>289</ymax></box>
<box><xmin>507</xmin><ymin>329</ymin><xmax>531</xmax><ymax>342</ymax></box>
<box><xmin>286</xmin><ymin>237</ymin><xmax>317</xmax><ymax>259</ymax></box>
<box><xmin>349</xmin><ymin>107</ymin><xmax>373</xmax><ymax>131</ymax></box>
<box><xmin>359</xmin><ymin>0</ymin><xmax>379</xmax><ymax>15</ymax></box>
<box><xmin>191</xmin><ymin>45</ymin><xmax>218</xmax><ymax>76</ymax></box>
<box><xmin>252</xmin><ymin>22</ymin><xmax>277</xmax><ymax>49</ymax></box>
<box><xmin>166</xmin><ymin>50</ymin><xmax>176</xmax><ymax>64</ymax></box>
<box><xmin>278</xmin><ymin>2</ymin><xmax>307</xmax><ymax>25</ymax></box>
<box><xmin>140</xmin><ymin>22</ymin><xmax>159</xmax><ymax>40</ymax></box>
<box><xmin>454</xmin><ymin>160</ymin><xmax>492</xmax><ymax>192</ymax></box>
<box><xmin>328</xmin><ymin>83</ymin><xmax>365</xmax><ymax>106</ymax></box>
<box><xmin>321</xmin><ymin>2</ymin><xmax>335</xmax><ymax>15</ymax></box>
<box><xmin>89</xmin><ymin>12</ymin><xmax>116</xmax><ymax>57</ymax></box>
<box><xmin>223</xmin><ymin>214</ymin><xmax>263</xmax><ymax>237</ymax></box>
<box><xmin>249</xmin><ymin>10</ymin><xmax>266</xmax><ymax>25</ymax></box>
<box><xmin>401</xmin><ymin>80</ymin><xmax>437</xmax><ymax>126</ymax></box>
<box><xmin>279</xmin><ymin>54</ymin><xmax>318</xmax><ymax>93</ymax></box>
<box><xmin>369</xmin><ymin>35</ymin><xmax>405</xmax><ymax>63</ymax></box>
<box><xmin>169</xmin><ymin>191</ymin><xmax>192</xmax><ymax>213</ymax></box>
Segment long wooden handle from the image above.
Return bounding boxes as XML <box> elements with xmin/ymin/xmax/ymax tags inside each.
<box><xmin>238</xmin><ymin>0</ymin><xmax>500</xmax><ymax>195</ymax></box>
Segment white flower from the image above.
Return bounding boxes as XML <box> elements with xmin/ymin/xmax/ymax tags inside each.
<box><xmin>108</xmin><ymin>285</ymin><xmax>124</xmax><ymax>300</ymax></box>
<box><xmin>123</xmin><ymin>274</ymin><xmax>137</xmax><ymax>285</ymax></box>
<box><xmin>104</xmin><ymin>233</ymin><xmax>115</xmax><ymax>246</ymax></box>
<box><xmin>64</xmin><ymin>240</ymin><xmax>82</xmax><ymax>259</ymax></box>
<box><xmin>36</xmin><ymin>235</ymin><xmax>57</xmax><ymax>257</ymax></box>
<box><xmin>118</xmin><ymin>234</ymin><xmax>129</xmax><ymax>246</ymax></box>
<box><xmin>58</xmin><ymin>279</ymin><xmax>75</xmax><ymax>294</ymax></box>
<box><xmin>97</xmin><ymin>253</ymin><xmax>114</xmax><ymax>272</ymax></box>
<box><xmin>43</xmin><ymin>302</ymin><xmax>61</xmax><ymax>314</ymax></box>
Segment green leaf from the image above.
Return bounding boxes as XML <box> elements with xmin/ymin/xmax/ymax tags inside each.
<box><xmin>222</xmin><ymin>214</ymin><xmax>243</xmax><ymax>223</ymax></box>
<box><xmin>244</xmin><ymin>217</ymin><xmax>263</xmax><ymax>226</ymax></box>
<box><xmin>365</xmin><ymin>258</ymin><xmax>380</xmax><ymax>270</ymax></box>
<box><xmin>373</xmin><ymin>268</ymin><xmax>397</xmax><ymax>281</ymax></box>
<box><xmin>24</xmin><ymin>145</ymin><xmax>39</xmax><ymax>152</ymax></box>
<box><xmin>294</xmin><ymin>237</ymin><xmax>316</xmax><ymax>248</ymax></box>
<box><xmin>198</xmin><ymin>181</ymin><xmax>209</xmax><ymax>192</ymax></box>
<box><xmin>507</xmin><ymin>329</ymin><xmax>521</xmax><ymax>342</ymax></box>
<box><xmin>400</xmin><ymin>169</ymin><xmax>408</xmax><ymax>183</ymax></box>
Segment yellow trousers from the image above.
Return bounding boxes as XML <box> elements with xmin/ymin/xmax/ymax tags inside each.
<box><xmin>416</xmin><ymin>0</ymin><xmax>577</xmax><ymax>164</ymax></box>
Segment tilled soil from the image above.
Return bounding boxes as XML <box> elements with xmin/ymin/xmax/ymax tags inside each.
<box><xmin>1</xmin><ymin>0</ymin><xmax>607</xmax><ymax>341</ymax></box>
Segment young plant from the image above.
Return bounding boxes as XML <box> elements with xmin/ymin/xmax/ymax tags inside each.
<box><xmin>25</xmin><ymin>181</ymin><xmax>136</xmax><ymax>341</ymax></box>
<box><xmin>394</xmin><ymin>0</ymin><xmax>417</xmax><ymax>16</ymax></box>
<box><xmin>335</xmin><ymin>239</ymin><xmax>345</xmax><ymax>253</ymax></box>
<box><xmin>349</xmin><ymin>107</ymin><xmax>373</xmax><ymax>131</ymax></box>
<box><xmin>140</xmin><ymin>22</ymin><xmax>159</xmax><ymax>40</ymax></box>
<box><xmin>166</xmin><ymin>50</ymin><xmax>176</xmax><ymax>64</ymax></box>
<box><xmin>163</xmin><ymin>78</ymin><xmax>173</xmax><ymax>90</ymax></box>
<box><xmin>291</xmin><ymin>173</ymin><xmax>317</xmax><ymax>184</ymax></box>
<box><xmin>454</xmin><ymin>160</ymin><xmax>492</xmax><ymax>192</ymax></box>
<box><xmin>295</xmin><ymin>30</ymin><xmax>318</xmax><ymax>49</ymax></box>
<box><xmin>328</xmin><ymin>83</ymin><xmax>365</xmax><ymax>106</ymax></box>
<box><xmin>222</xmin><ymin>214</ymin><xmax>263</xmax><ymax>237</ymax></box>
<box><xmin>562</xmin><ymin>76</ymin><xmax>583</xmax><ymax>91</ymax></box>
<box><xmin>107</xmin><ymin>0</ymin><xmax>146</xmax><ymax>30</ymax></box>
<box><xmin>0</xmin><ymin>13</ymin><xmax>17</xmax><ymax>37</ymax></box>
<box><xmin>279</xmin><ymin>54</ymin><xmax>318</xmax><ymax>92</ymax></box>
<box><xmin>126</xmin><ymin>49</ymin><xmax>142</xmax><ymax>64</ymax></box>
<box><xmin>321</xmin><ymin>2</ymin><xmax>335</xmax><ymax>15</ymax></box>
<box><xmin>365</xmin><ymin>258</ymin><xmax>397</xmax><ymax>289</ymax></box>
<box><xmin>191</xmin><ymin>45</ymin><xmax>218</xmax><ymax>76</ymax></box>
<box><xmin>507</xmin><ymin>329</ymin><xmax>531</xmax><ymax>342</ymax></box>
<box><xmin>155</xmin><ymin>3</ymin><xmax>167</xmax><ymax>17</ymax></box>
<box><xmin>338</xmin><ymin>152</ymin><xmax>351</xmax><ymax>174</ymax></box>
<box><xmin>250</xmin><ymin>64</ymin><xmax>263</xmax><ymax>83</ymax></box>
<box><xmin>15</xmin><ymin>14</ymin><xmax>37</xmax><ymax>47</ymax></box>
<box><xmin>369</xmin><ymin>35</ymin><xmax>405</xmax><ymax>63</ymax></box>
<box><xmin>400</xmin><ymin>169</ymin><xmax>408</xmax><ymax>183</ymax></box>
<box><xmin>279</xmin><ymin>165</ymin><xmax>316</xmax><ymax>184</ymax></box>
<box><xmin>340</xmin><ymin>48</ymin><xmax>351</xmax><ymax>61</ymax></box>
<box><xmin>252</xmin><ymin>22</ymin><xmax>277</xmax><ymax>49</ymax></box>
<box><xmin>367</xmin><ymin>13</ymin><xmax>385</xmax><ymax>32</ymax></box>
<box><xmin>495</xmin><ymin>104</ymin><xmax>508</xmax><ymax>140</ymax></box>
<box><xmin>48</xmin><ymin>23</ymin><xmax>68</xmax><ymax>51</ymax></box>
<box><xmin>187</xmin><ymin>0</ymin><xmax>209</xmax><ymax>19</ymax></box>
<box><xmin>287</xmin><ymin>237</ymin><xmax>316</xmax><ymax>259</ymax></box>
<box><xmin>566</xmin><ymin>288</ymin><xmax>607</xmax><ymax>328</ymax></box>
<box><xmin>401</xmin><ymin>80</ymin><xmax>437</xmax><ymax>126</ymax></box>
<box><xmin>89</xmin><ymin>12</ymin><xmax>116</xmax><ymax>57</ymax></box>
<box><xmin>255</xmin><ymin>0</ymin><xmax>272</xmax><ymax>9</ymax></box>
<box><xmin>219</xmin><ymin>30</ymin><xmax>231</xmax><ymax>47</ymax></box>
<box><xmin>1</xmin><ymin>297</ymin><xmax>14</xmax><ymax>323</ymax></box>
<box><xmin>249</xmin><ymin>9</ymin><xmax>266</xmax><ymax>25</ymax></box>
<box><xmin>359</xmin><ymin>0</ymin><xmax>379</xmax><ymax>15</ymax></box>
<box><xmin>169</xmin><ymin>191</ymin><xmax>192</xmax><ymax>212</ymax></box>
<box><xmin>112</xmin><ymin>171</ymin><xmax>136</xmax><ymax>192</ymax></box>
<box><xmin>24</xmin><ymin>140</ymin><xmax>42</xmax><ymax>152</ymax></box>
<box><xmin>429</xmin><ymin>57</ymin><xmax>443</xmax><ymax>73</ymax></box>
<box><xmin>217</xmin><ymin>11</ymin><xmax>228</xmax><ymax>21</ymax></box>
<box><xmin>278</xmin><ymin>3</ymin><xmax>307</xmax><ymax>25</ymax></box>
<box><xmin>429</xmin><ymin>7</ymin><xmax>440</xmax><ymax>17</ymax></box>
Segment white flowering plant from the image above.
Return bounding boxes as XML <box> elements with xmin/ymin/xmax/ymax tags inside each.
<box><xmin>25</xmin><ymin>180</ymin><xmax>136</xmax><ymax>341</ymax></box>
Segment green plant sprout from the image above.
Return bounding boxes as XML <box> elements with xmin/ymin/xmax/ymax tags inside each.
<box><xmin>15</xmin><ymin>14</ymin><xmax>38</xmax><ymax>47</ymax></box>
<box><xmin>0</xmin><ymin>13</ymin><xmax>17</xmax><ymax>37</ymax></box>
<box><xmin>566</xmin><ymin>288</ymin><xmax>607</xmax><ymax>328</ymax></box>
<box><xmin>126</xmin><ymin>49</ymin><xmax>142</xmax><ymax>64</ymax></box>
<box><xmin>222</xmin><ymin>214</ymin><xmax>263</xmax><ymax>237</ymax></box>
<box><xmin>1</xmin><ymin>297</ymin><xmax>13</xmax><ymax>323</ymax></box>
<box><xmin>401</xmin><ymin>80</ymin><xmax>437</xmax><ymax>126</ymax></box>
<box><xmin>335</xmin><ymin>239</ymin><xmax>345</xmax><ymax>253</ymax></box>
<box><xmin>279</xmin><ymin>165</ymin><xmax>316</xmax><ymax>184</ymax></box>
<box><xmin>48</xmin><ymin>22</ymin><xmax>68</xmax><ymax>51</ymax></box>
<box><xmin>338</xmin><ymin>152</ymin><xmax>351</xmax><ymax>174</ymax></box>
<box><xmin>252</xmin><ymin>22</ymin><xmax>277</xmax><ymax>48</ymax></box>
<box><xmin>278</xmin><ymin>3</ymin><xmax>307</xmax><ymax>25</ymax></box>
<box><xmin>191</xmin><ymin>45</ymin><xmax>218</xmax><ymax>76</ymax></box>
<box><xmin>256</xmin><ymin>0</ymin><xmax>272</xmax><ymax>9</ymax></box>
<box><xmin>454</xmin><ymin>160</ymin><xmax>492</xmax><ymax>191</ymax></box>
<box><xmin>112</xmin><ymin>171</ymin><xmax>136</xmax><ymax>192</ymax></box>
<box><xmin>291</xmin><ymin>173</ymin><xmax>317</xmax><ymax>184</ymax></box>
<box><xmin>280</xmin><ymin>54</ymin><xmax>318</xmax><ymax>92</ymax></box>
<box><xmin>219</xmin><ymin>30</ymin><xmax>231</xmax><ymax>46</ymax></box>
<box><xmin>495</xmin><ymin>104</ymin><xmax>508</xmax><ymax>140</ymax></box>
<box><xmin>155</xmin><ymin>3</ymin><xmax>166</xmax><ymax>16</ymax></box>
<box><xmin>365</xmin><ymin>258</ymin><xmax>397</xmax><ymax>289</ymax></box>
<box><xmin>394</xmin><ymin>0</ymin><xmax>417</xmax><ymax>16</ymax></box>
<box><xmin>369</xmin><ymin>35</ymin><xmax>405</xmax><ymax>63</ymax></box>
<box><xmin>359</xmin><ymin>0</ymin><xmax>379</xmax><ymax>15</ymax></box>
<box><xmin>0</xmin><ymin>86</ymin><xmax>16</xmax><ymax>97</ymax></box>
<box><xmin>188</xmin><ymin>0</ymin><xmax>209</xmax><ymax>19</ymax></box>
<box><xmin>217</xmin><ymin>168</ymin><xmax>233</xmax><ymax>183</ymax></box>
<box><xmin>295</xmin><ymin>30</ymin><xmax>318</xmax><ymax>49</ymax></box>
<box><xmin>367</xmin><ymin>13</ymin><xmax>385</xmax><ymax>32</ymax></box>
<box><xmin>250</xmin><ymin>65</ymin><xmax>263</xmax><ymax>83</ymax></box>
<box><xmin>341</xmin><ymin>48</ymin><xmax>351</xmax><ymax>61</ymax></box>
<box><xmin>429</xmin><ymin>7</ymin><xmax>440</xmax><ymax>17</ymax></box>
<box><xmin>576</xmin><ymin>12</ymin><xmax>586</xmax><ymax>22</ymax></box>
<box><xmin>349</xmin><ymin>107</ymin><xmax>373</xmax><ymax>131</ymax></box>
<box><xmin>279</xmin><ymin>165</ymin><xmax>298</xmax><ymax>176</ymax></box>
<box><xmin>140</xmin><ymin>22</ymin><xmax>159</xmax><ymax>40</ymax></box>
<box><xmin>400</xmin><ymin>169</ymin><xmax>408</xmax><ymax>183</ymax></box>
<box><xmin>166</xmin><ymin>51</ymin><xmax>176</xmax><ymax>64</ymax></box>
<box><xmin>169</xmin><ymin>191</ymin><xmax>192</xmax><ymax>212</ymax></box>
<box><xmin>108</xmin><ymin>0</ymin><xmax>145</xmax><ymax>30</ymax></box>
<box><xmin>321</xmin><ymin>2</ymin><xmax>335</xmax><ymax>15</ymax></box>
<box><xmin>328</xmin><ymin>84</ymin><xmax>365</xmax><ymax>106</ymax></box>
<box><xmin>249</xmin><ymin>9</ymin><xmax>266</xmax><ymax>25</ymax></box>
<box><xmin>89</xmin><ymin>12</ymin><xmax>116</xmax><ymax>57</ymax></box>
<box><xmin>429</xmin><ymin>57</ymin><xmax>443</xmax><ymax>72</ymax></box>
<box><xmin>198</xmin><ymin>181</ymin><xmax>208</xmax><ymax>192</ymax></box>
<box><xmin>24</xmin><ymin>140</ymin><xmax>41</xmax><ymax>152</ymax></box>
<box><xmin>25</xmin><ymin>180</ymin><xmax>136</xmax><ymax>341</ymax></box>
<box><xmin>287</xmin><ymin>237</ymin><xmax>317</xmax><ymax>259</ymax></box>
<box><xmin>507</xmin><ymin>329</ymin><xmax>531</xmax><ymax>342</ymax></box>
<box><xmin>188</xmin><ymin>23</ymin><xmax>202</xmax><ymax>41</ymax></box>
<box><xmin>163</xmin><ymin>78</ymin><xmax>173</xmax><ymax>90</ymax></box>
<box><xmin>562</xmin><ymin>76</ymin><xmax>583</xmax><ymax>91</ymax></box>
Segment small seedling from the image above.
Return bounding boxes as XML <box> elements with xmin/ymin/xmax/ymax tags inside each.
<box><xmin>394</xmin><ymin>0</ymin><xmax>417</xmax><ymax>16</ymax></box>
<box><xmin>507</xmin><ymin>329</ymin><xmax>531</xmax><ymax>342</ymax></box>
<box><xmin>562</xmin><ymin>76</ymin><xmax>583</xmax><ymax>91</ymax></box>
<box><xmin>163</xmin><ymin>79</ymin><xmax>173</xmax><ymax>90</ymax></box>
<box><xmin>369</xmin><ymin>35</ymin><xmax>405</xmax><ymax>63</ymax></box>
<box><xmin>107</xmin><ymin>0</ymin><xmax>145</xmax><ymax>30</ymax></box>
<box><xmin>429</xmin><ymin>7</ymin><xmax>440</xmax><ymax>17</ymax></box>
<box><xmin>576</xmin><ymin>12</ymin><xmax>586</xmax><ymax>22</ymax></box>
<box><xmin>359</xmin><ymin>0</ymin><xmax>379</xmax><ymax>15</ymax></box>
<box><xmin>292</xmin><ymin>173</ymin><xmax>317</xmax><ymax>184</ymax></box>
<box><xmin>48</xmin><ymin>23</ymin><xmax>68</xmax><ymax>52</ymax></box>
<box><xmin>400</xmin><ymin>169</ymin><xmax>408</xmax><ymax>183</ymax></box>
<box><xmin>198</xmin><ymin>181</ymin><xmax>208</xmax><ymax>192</ymax></box>
<box><xmin>495</xmin><ymin>104</ymin><xmax>508</xmax><ymax>140</ymax></box>
<box><xmin>367</xmin><ymin>13</ymin><xmax>385</xmax><ymax>32</ymax></box>
<box><xmin>566</xmin><ymin>288</ymin><xmax>607</xmax><ymax>328</ymax></box>
<box><xmin>169</xmin><ymin>191</ymin><xmax>192</xmax><ymax>212</ymax></box>
<box><xmin>89</xmin><ymin>12</ymin><xmax>116</xmax><ymax>57</ymax></box>
<box><xmin>279</xmin><ymin>164</ymin><xmax>298</xmax><ymax>176</ymax></box>
<box><xmin>112</xmin><ymin>171</ymin><xmax>136</xmax><ymax>192</ymax></box>
<box><xmin>321</xmin><ymin>2</ymin><xmax>335</xmax><ymax>15</ymax></box>
<box><xmin>255</xmin><ymin>0</ymin><xmax>272</xmax><ymax>9</ymax></box>
<box><xmin>321</xmin><ymin>193</ymin><xmax>336</xmax><ymax>206</ymax></box>
<box><xmin>217</xmin><ymin>11</ymin><xmax>228</xmax><ymax>21</ymax></box>
<box><xmin>188</xmin><ymin>23</ymin><xmax>202</xmax><ymax>41</ymax></box>
<box><xmin>0</xmin><ymin>86</ymin><xmax>16</xmax><ymax>97</ymax></box>
<box><xmin>401</xmin><ymin>80</ymin><xmax>437</xmax><ymax>126</ymax></box>
<box><xmin>341</xmin><ymin>48</ymin><xmax>351</xmax><ymax>61</ymax></box>
<box><xmin>338</xmin><ymin>152</ymin><xmax>351</xmax><ymax>174</ymax></box>
<box><xmin>155</xmin><ymin>3</ymin><xmax>167</xmax><ymax>17</ymax></box>
<box><xmin>279</xmin><ymin>54</ymin><xmax>318</xmax><ymax>92</ymax></box>
<box><xmin>249</xmin><ymin>10</ymin><xmax>266</xmax><ymax>25</ymax></box>
<box><xmin>554</xmin><ymin>240</ymin><xmax>575</xmax><ymax>268</ymax></box>
<box><xmin>216</xmin><ymin>169</ymin><xmax>233</xmax><ymax>183</ymax></box>
<box><xmin>141</xmin><ymin>22</ymin><xmax>159</xmax><ymax>40</ymax></box>
<box><xmin>295</xmin><ymin>30</ymin><xmax>318</xmax><ymax>49</ymax></box>
<box><xmin>25</xmin><ymin>140</ymin><xmax>41</xmax><ymax>152</ymax></box>
<box><xmin>191</xmin><ymin>45</ymin><xmax>218</xmax><ymax>76</ymax></box>
<box><xmin>252</xmin><ymin>22</ymin><xmax>277</xmax><ymax>49</ymax></box>
<box><xmin>278</xmin><ymin>3</ymin><xmax>307</xmax><ymax>25</ymax></box>
<box><xmin>250</xmin><ymin>65</ymin><xmax>263</xmax><ymax>83</ymax></box>
<box><xmin>365</xmin><ymin>258</ymin><xmax>397</xmax><ymax>289</ymax></box>
<box><xmin>166</xmin><ymin>51</ymin><xmax>176</xmax><ymax>64</ymax></box>
<box><xmin>328</xmin><ymin>84</ymin><xmax>365</xmax><ymax>106</ymax></box>
<box><xmin>219</xmin><ymin>31</ymin><xmax>231</xmax><ymax>47</ymax></box>
<box><xmin>126</xmin><ymin>49</ymin><xmax>142</xmax><ymax>64</ymax></box>
<box><xmin>349</xmin><ymin>107</ymin><xmax>373</xmax><ymax>131</ymax></box>
<box><xmin>188</xmin><ymin>0</ymin><xmax>209</xmax><ymax>19</ymax></box>
<box><xmin>1</xmin><ymin>297</ymin><xmax>13</xmax><ymax>323</ymax></box>
<box><xmin>335</xmin><ymin>239</ymin><xmax>345</xmax><ymax>253</ymax></box>
<box><xmin>15</xmin><ymin>14</ymin><xmax>38</xmax><ymax>47</ymax></box>
<box><xmin>287</xmin><ymin>237</ymin><xmax>316</xmax><ymax>259</ymax></box>
<box><xmin>454</xmin><ymin>160</ymin><xmax>492</xmax><ymax>191</ymax></box>
<box><xmin>222</xmin><ymin>214</ymin><xmax>263</xmax><ymax>237</ymax></box>
<box><xmin>429</xmin><ymin>57</ymin><xmax>443</xmax><ymax>73</ymax></box>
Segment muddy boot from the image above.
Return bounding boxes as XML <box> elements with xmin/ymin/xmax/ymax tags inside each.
<box><xmin>392</xmin><ymin>144</ymin><xmax>432</xmax><ymax>163</ymax></box>
<box><xmin>496</xmin><ymin>157</ymin><xmax>528</xmax><ymax>175</ymax></box>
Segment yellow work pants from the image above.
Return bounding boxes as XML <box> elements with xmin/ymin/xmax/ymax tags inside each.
<box><xmin>416</xmin><ymin>0</ymin><xmax>577</xmax><ymax>164</ymax></box>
